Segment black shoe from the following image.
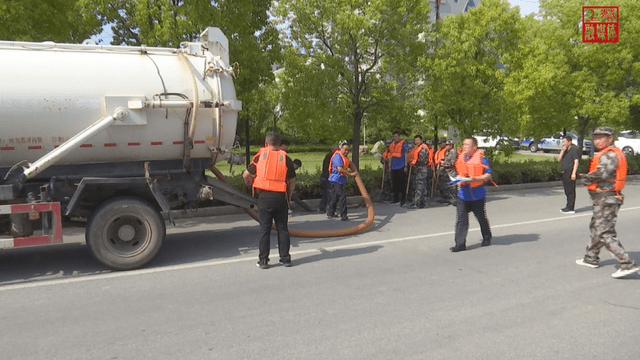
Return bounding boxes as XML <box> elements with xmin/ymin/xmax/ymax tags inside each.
<box><xmin>256</xmin><ymin>259</ymin><xmax>269</xmax><ymax>269</ymax></box>
<box><xmin>341</xmin><ymin>217</ymin><xmax>349</xmax><ymax>221</ymax></box>
<box><xmin>407</xmin><ymin>203</ymin><xmax>417</xmax><ymax>209</ymax></box>
<box><xmin>327</xmin><ymin>213</ymin><xmax>336</xmax><ymax>219</ymax></box>
<box><xmin>278</xmin><ymin>259</ymin><xmax>293</xmax><ymax>267</ymax></box>
<box><xmin>481</xmin><ymin>239</ymin><xmax>491</xmax><ymax>247</ymax></box>
<box><xmin>399</xmin><ymin>202</ymin><xmax>405</xmax><ymax>207</ymax></box>
<box><xmin>390</xmin><ymin>201</ymin><xmax>399</xmax><ymax>204</ymax></box>
<box><xmin>450</xmin><ymin>245</ymin><xmax>466</xmax><ymax>252</ymax></box>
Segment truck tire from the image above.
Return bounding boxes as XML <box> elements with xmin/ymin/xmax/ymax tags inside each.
<box><xmin>86</xmin><ymin>197</ymin><xmax>165</xmax><ymax>270</ymax></box>
<box><xmin>529</xmin><ymin>143</ymin><xmax>538</xmax><ymax>153</ymax></box>
<box><xmin>622</xmin><ymin>146</ymin><xmax>634</xmax><ymax>157</ymax></box>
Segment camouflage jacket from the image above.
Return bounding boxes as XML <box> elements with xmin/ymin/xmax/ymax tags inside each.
<box><xmin>413</xmin><ymin>146</ymin><xmax>430</xmax><ymax>167</ymax></box>
<box><xmin>583</xmin><ymin>150</ymin><xmax>623</xmax><ymax>201</ymax></box>
<box><xmin>442</xmin><ymin>148</ymin><xmax>458</xmax><ymax>178</ymax></box>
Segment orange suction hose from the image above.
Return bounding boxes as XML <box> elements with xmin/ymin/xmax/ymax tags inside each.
<box><xmin>210</xmin><ymin>165</ymin><xmax>375</xmax><ymax>237</ymax></box>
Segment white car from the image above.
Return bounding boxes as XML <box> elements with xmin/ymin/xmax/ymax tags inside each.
<box><xmin>615</xmin><ymin>130</ymin><xmax>640</xmax><ymax>156</ymax></box>
<box><xmin>475</xmin><ymin>134</ymin><xmax>520</xmax><ymax>149</ymax></box>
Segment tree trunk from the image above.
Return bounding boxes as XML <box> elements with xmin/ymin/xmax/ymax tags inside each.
<box><xmin>352</xmin><ymin>109</ymin><xmax>363</xmax><ymax>168</ymax></box>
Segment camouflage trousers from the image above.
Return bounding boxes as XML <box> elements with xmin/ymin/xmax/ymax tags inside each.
<box><xmin>436</xmin><ymin>168</ymin><xmax>456</xmax><ymax>202</ymax></box>
<box><xmin>410</xmin><ymin>166</ymin><xmax>431</xmax><ymax>207</ymax></box>
<box><xmin>382</xmin><ymin>167</ymin><xmax>393</xmax><ymax>202</ymax></box>
<box><xmin>584</xmin><ymin>195</ymin><xmax>636</xmax><ymax>270</ymax></box>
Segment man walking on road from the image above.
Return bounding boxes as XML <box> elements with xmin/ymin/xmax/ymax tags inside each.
<box><xmin>558</xmin><ymin>135</ymin><xmax>580</xmax><ymax>214</ymax></box>
<box><xmin>450</xmin><ymin>137</ymin><xmax>492</xmax><ymax>252</ymax></box>
<box><xmin>576</xmin><ymin>127</ymin><xmax>639</xmax><ymax>278</ymax></box>
<box><xmin>243</xmin><ymin>132</ymin><xmax>296</xmax><ymax>269</ymax></box>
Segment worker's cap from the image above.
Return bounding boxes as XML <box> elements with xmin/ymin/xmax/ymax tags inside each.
<box><xmin>438</xmin><ymin>137</ymin><xmax>447</xmax><ymax>143</ymax></box>
<box><xmin>425</xmin><ymin>140</ymin><xmax>433</xmax><ymax>145</ymax></box>
<box><xmin>385</xmin><ymin>139</ymin><xmax>392</xmax><ymax>145</ymax></box>
<box><xmin>592</xmin><ymin>126</ymin><xmax>614</xmax><ymax>136</ymax></box>
<box><xmin>339</xmin><ymin>140</ymin><xmax>349</xmax><ymax>146</ymax></box>
<box><xmin>445</xmin><ymin>140</ymin><xmax>454</xmax><ymax>145</ymax></box>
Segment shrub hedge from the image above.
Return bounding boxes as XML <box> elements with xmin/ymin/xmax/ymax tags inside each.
<box><xmin>218</xmin><ymin>154</ymin><xmax>640</xmax><ymax>199</ymax></box>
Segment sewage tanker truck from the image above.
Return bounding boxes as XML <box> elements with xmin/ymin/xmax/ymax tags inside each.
<box><xmin>0</xmin><ymin>27</ymin><xmax>256</xmax><ymax>270</ymax></box>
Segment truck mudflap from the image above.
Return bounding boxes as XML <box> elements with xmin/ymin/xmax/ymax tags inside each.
<box><xmin>0</xmin><ymin>202</ymin><xmax>63</xmax><ymax>249</ymax></box>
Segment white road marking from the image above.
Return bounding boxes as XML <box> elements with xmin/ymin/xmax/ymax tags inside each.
<box><xmin>2</xmin><ymin>205</ymin><xmax>639</xmax><ymax>292</ymax></box>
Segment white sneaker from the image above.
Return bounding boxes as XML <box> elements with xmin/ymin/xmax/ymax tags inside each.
<box><xmin>611</xmin><ymin>266</ymin><xmax>640</xmax><ymax>279</ymax></box>
<box><xmin>561</xmin><ymin>209</ymin><xmax>575</xmax><ymax>214</ymax></box>
<box><xmin>576</xmin><ymin>259</ymin><xmax>598</xmax><ymax>268</ymax></box>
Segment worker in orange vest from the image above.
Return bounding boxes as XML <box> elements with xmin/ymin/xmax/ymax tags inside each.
<box><xmin>436</xmin><ymin>139</ymin><xmax>457</xmax><ymax>205</ymax></box>
<box><xmin>326</xmin><ymin>141</ymin><xmax>359</xmax><ymax>221</ymax></box>
<box><xmin>407</xmin><ymin>135</ymin><xmax>432</xmax><ymax>208</ymax></box>
<box><xmin>243</xmin><ymin>132</ymin><xmax>297</xmax><ymax>269</ymax></box>
<box><xmin>380</xmin><ymin>139</ymin><xmax>394</xmax><ymax>202</ymax></box>
<box><xmin>575</xmin><ymin>126</ymin><xmax>639</xmax><ymax>278</ymax></box>
<box><xmin>389</xmin><ymin>131</ymin><xmax>409</xmax><ymax>205</ymax></box>
<box><xmin>450</xmin><ymin>136</ymin><xmax>492</xmax><ymax>252</ymax></box>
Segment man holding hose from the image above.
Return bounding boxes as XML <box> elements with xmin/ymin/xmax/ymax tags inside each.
<box><xmin>327</xmin><ymin>142</ymin><xmax>359</xmax><ymax>221</ymax></box>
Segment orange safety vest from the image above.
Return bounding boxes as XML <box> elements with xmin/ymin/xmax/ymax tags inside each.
<box><xmin>252</xmin><ymin>148</ymin><xmax>288</xmax><ymax>192</ymax></box>
<box><xmin>410</xmin><ymin>143</ymin><xmax>430</xmax><ymax>166</ymax></box>
<box><xmin>329</xmin><ymin>150</ymin><xmax>351</xmax><ymax>177</ymax></box>
<box><xmin>455</xmin><ymin>150</ymin><xmax>488</xmax><ymax>188</ymax></box>
<box><xmin>435</xmin><ymin>148</ymin><xmax>447</xmax><ymax>164</ymax></box>
<box><xmin>586</xmin><ymin>146</ymin><xmax>626</xmax><ymax>193</ymax></box>
<box><xmin>389</xmin><ymin>140</ymin><xmax>405</xmax><ymax>158</ymax></box>
<box><xmin>382</xmin><ymin>150</ymin><xmax>391</xmax><ymax>159</ymax></box>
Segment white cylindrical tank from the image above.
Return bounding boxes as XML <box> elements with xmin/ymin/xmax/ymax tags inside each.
<box><xmin>0</xmin><ymin>27</ymin><xmax>241</xmax><ymax>170</ymax></box>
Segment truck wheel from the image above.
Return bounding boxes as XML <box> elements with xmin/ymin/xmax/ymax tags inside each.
<box><xmin>86</xmin><ymin>197</ymin><xmax>165</xmax><ymax>270</ymax></box>
<box><xmin>529</xmin><ymin>143</ymin><xmax>538</xmax><ymax>153</ymax></box>
<box><xmin>622</xmin><ymin>146</ymin><xmax>634</xmax><ymax>157</ymax></box>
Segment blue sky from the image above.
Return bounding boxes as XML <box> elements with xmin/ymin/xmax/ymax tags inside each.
<box><xmin>506</xmin><ymin>0</ymin><xmax>539</xmax><ymax>16</ymax></box>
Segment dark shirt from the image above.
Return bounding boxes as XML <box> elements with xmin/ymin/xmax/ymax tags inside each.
<box><xmin>321</xmin><ymin>150</ymin><xmax>334</xmax><ymax>178</ymax></box>
<box><xmin>561</xmin><ymin>145</ymin><xmax>580</xmax><ymax>173</ymax></box>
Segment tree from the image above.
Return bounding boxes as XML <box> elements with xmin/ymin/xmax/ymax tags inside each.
<box><xmin>419</xmin><ymin>0</ymin><xmax>524</xmax><ymax>142</ymax></box>
<box><xmin>507</xmin><ymin>0</ymin><xmax>640</xmax><ymax>146</ymax></box>
<box><xmin>0</xmin><ymin>0</ymin><xmax>103</xmax><ymax>42</ymax></box>
<box><xmin>274</xmin><ymin>0</ymin><xmax>430</xmax><ymax>167</ymax></box>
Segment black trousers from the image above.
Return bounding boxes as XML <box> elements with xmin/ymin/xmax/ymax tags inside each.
<box><xmin>561</xmin><ymin>171</ymin><xmax>576</xmax><ymax>211</ymax></box>
<box><xmin>454</xmin><ymin>197</ymin><xmax>492</xmax><ymax>247</ymax></box>
<box><xmin>257</xmin><ymin>191</ymin><xmax>291</xmax><ymax>262</ymax></box>
<box><xmin>327</xmin><ymin>181</ymin><xmax>347</xmax><ymax>219</ymax></box>
<box><xmin>391</xmin><ymin>168</ymin><xmax>406</xmax><ymax>204</ymax></box>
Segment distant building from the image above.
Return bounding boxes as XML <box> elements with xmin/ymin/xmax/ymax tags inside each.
<box><xmin>428</xmin><ymin>0</ymin><xmax>481</xmax><ymax>23</ymax></box>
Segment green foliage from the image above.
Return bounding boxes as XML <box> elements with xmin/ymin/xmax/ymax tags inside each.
<box><xmin>0</xmin><ymin>0</ymin><xmax>103</xmax><ymax>42</ymax></box>
<box><xmin>274</xmin><ymin>0</ymin><xmax>431</xmax><ymax>166</ymax></box>
<box><xmin>220</xmin><ymin>153</ymin><xmax>640</xmax><ymax>202</ymax></box>
<box><xmin>509</xmin><ymin>0</ymin><xmax>640</xmax><ymax>141</ymax></box>
<box><xmin>419</xmin><ymin>0</ymin><xmax>524</xmax><ymax>141</ymax></box>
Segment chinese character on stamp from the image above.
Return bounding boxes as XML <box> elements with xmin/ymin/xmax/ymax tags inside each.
<box><xmin>583</xmin><ymin>6</ymin><xmax>618</xmax><ymax>43</ymax></box>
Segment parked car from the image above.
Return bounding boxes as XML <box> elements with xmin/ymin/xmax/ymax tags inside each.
<box><xmin>475</xmin><ymin>133</ymin><xmax>520</xmax><ymax>149</ymax></box>
<box><xmin>615</xmin><ymin>130</ymin><xmax>640</xmax><ymax>156</ymax></box>
<box><xmin>521</xmin><ymin>132</ymin><xmax>591</xmax><ymax>154</ymax></box>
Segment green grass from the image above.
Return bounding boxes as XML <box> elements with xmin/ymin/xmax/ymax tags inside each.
<box><xmin>212</xmin><ymin>150</ymin><xmax>553</xmax><ymax>177</ymax></box>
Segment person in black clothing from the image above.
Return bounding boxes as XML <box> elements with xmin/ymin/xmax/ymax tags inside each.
<box><xmin>243</xmin><ymin>133</ymin><xmax>297</xmax><ymax>269</ymax></box>
<box><xmin>318</xmin><ymin>144</ymin><xmax>339</xmax><ymax>212</ymax></box>
<box><xmin>558</xmin><ymin>135</ymin><xmax>580</xmax><ymax>214</ymax></box>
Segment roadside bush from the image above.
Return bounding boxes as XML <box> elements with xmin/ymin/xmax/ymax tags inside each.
<box><xmin>218</xmin><ymin>153</ymin><xmax>640</xmax><ymax>201</ymax></box>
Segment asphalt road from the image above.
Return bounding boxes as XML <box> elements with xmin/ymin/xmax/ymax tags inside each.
<box><xmin>1</xmin><ymin>182</ymin><xmax>639</xmax><ymax>359</ymax></box>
